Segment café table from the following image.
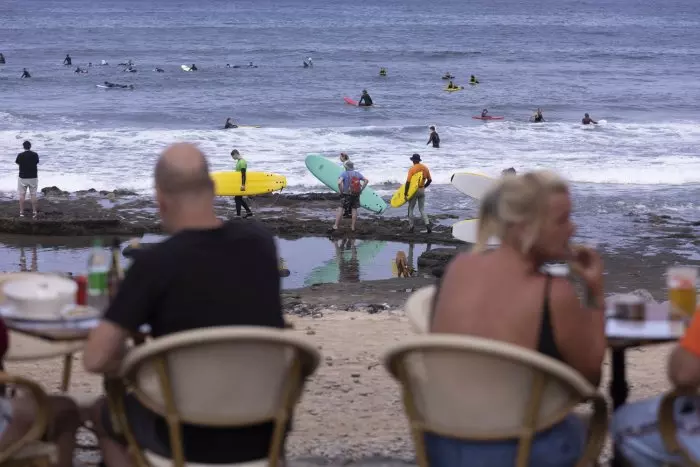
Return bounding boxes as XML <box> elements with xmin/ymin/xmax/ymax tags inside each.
<box><xmin>605</xmin><ymin>301</ymin><xmax>686</xmax><ymax>467</ymax></box>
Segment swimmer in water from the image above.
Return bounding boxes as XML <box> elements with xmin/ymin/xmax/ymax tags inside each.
<box><xmin>224</xmin><ymin>118</ymin><xmax>237</xmax><ymax>129</ymax></box>
<box><xmin>581</xmin><ymin>113</ymin><xmax>597</xmax><ymax>125</ymax></box>
<box><xmin>531</xmin><ymin>108</ymin><xmax>545</xmax><ymax>123</ymax></box>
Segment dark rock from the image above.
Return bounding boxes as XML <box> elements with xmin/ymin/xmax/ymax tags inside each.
<box><xmin>417</xmin><ymin>247</ymin><xmax>464</xmax><ymax>270</ymax></box>
<box><xmin>113</xmin><ymin>189</ymin><xmax>138</xmax><ymax>197</ymax></box>
<box><xmin>41</xmin><ymin>186</ymin><xmax>69</xmax><ymax>196</ymax></box>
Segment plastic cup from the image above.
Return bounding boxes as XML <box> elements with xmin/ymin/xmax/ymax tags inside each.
<box><xmin>667</xmin><ymin>266</ymin><xmax>697</xmax><ymax>317</ymax></box>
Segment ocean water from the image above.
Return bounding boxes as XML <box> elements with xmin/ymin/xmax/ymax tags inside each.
<box><xmin>1</xmin><ymin>0</ymin><xmax>700</xmax><ymax>253</ymax></box>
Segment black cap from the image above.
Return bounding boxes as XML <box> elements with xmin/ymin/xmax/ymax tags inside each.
<box><xmin>410</xmin><ymin>154</ymin><xmax>421</xmax><ymax>162</ymax></box>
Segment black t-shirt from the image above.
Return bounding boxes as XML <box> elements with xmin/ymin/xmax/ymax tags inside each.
<box><xmin>105</xmin><ymin>220</ymin><xmax>284</xmax><ymax>463</ymax></box>
<box><xmin>16</xmin><ymin>151</ymin><xmax>39</xmax><ymax>179</ymax></box>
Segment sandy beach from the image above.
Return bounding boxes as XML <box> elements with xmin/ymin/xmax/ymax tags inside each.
<box><xmin>6</xmin><ymin>303</ymin><xmax>676</xmax><ymax>466</ymax></box>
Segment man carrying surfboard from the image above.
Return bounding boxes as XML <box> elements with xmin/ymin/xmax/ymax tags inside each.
<box><xmin>405</xmin><ymin>154</ymin><xmax>432</xmax><ymax>234</ymax></box>
<box><xmin>230</xmin><ymin>149</ymin><xmax>253</xmax><ymax>218</ymax></box>
<box><xmin>329</xmin><ymin>161</ymin><xmax>368</xmax><ymax>233</ymax></box>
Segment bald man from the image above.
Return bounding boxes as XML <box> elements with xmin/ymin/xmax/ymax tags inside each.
<box><xmin>83</xmin><ymin>143</ymin><xmax>285</xmax><ymax>465</ymax></box>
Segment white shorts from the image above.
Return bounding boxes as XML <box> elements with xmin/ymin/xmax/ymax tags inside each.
<box><xmin>18</xmin><ymin>178</ymin><xmax>38</xmax><ymax>196</ymax></box>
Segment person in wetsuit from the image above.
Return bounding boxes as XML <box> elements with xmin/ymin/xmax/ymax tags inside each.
<box><xmin>532</xmin><ymin>108</ymin><xmax>545</xmax><ymax>123</ymax></box>
<box><xmin>303</xmin><ymin>57</ymin><xmax>313</xmax><ymax>68</ymax></box>
<box><xmin>470</xmin><ymin>75</ymin><xmax>479</xmax><ymax>85</ymax></box>
<box><xmin>481</xmin><ymin>108</ymin><xmax>489</xmax><ymax>118</ymax></box>
<box><xmin>0</xmin><ymin>53</ymin><xmax>6</xmax><ymax>64</ymax></box>
<box><xmin>224</xmin><ymin>118</ymin><xmax>237</xmax><ymax>129</ymax></box>
<box><xmin>75</xmin><ymin>66</ymin><xmax>87</xmax><ymax>74</ymax></box>
<box><xmin>154</xmin><ymin>67</ymin><xmax>164</xmax><ymax>73</ymax></box>
<box><xmin>358</xmin><ymin>90</ymin><xmax>373</xmax><ymax>107</ymax></box>
<box><xmin>190</xmin><ymin>64</ymin><xmax>198</xmax><ymax>71</ymax></box>
<box><xmin>20</xmin><ymin>68</ymin><xmax>31</xmax><ymax>78</ymax></box>
<box><xmin>442</xmin><ymin>72</ymin><xmax>454</xmax><ymax>80</ymax></box>
<box><xmin>379</xmin><ymin>67</ymin><xmax>387</xmax><ymax>76</ymax></box>
<box><xmin>63</xmin><ymin>54</ymin><xmax>72</xmax><ymax>66</ymax></box>
<box><xmin>230</xmin><ymin>149</ymin><xmax>253</xmax><ymax>218</ymax></box>
<box><xmin>582</xmin><ymin>113</ymin><xmax>597</xmax><ymax>125</ymax></box>
<box><xmin>427</xmin><ymin>126</ymin><xmax>440</xmax><ymax>148</ymax></box>
<box><xmin>447</xmin><ymin>80</ymin><xmax>459</xmax><ymax>90</ymax></box>
<box><xmin>501</xmin><ymin>167</ymin><xmax>516</xmax><ymax>176</ymax></box>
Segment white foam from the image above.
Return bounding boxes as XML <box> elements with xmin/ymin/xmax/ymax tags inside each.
<box><xmin>1</xmin><ymin>120</ymin><xmax>699</xmax><ymax>194</ymax></box>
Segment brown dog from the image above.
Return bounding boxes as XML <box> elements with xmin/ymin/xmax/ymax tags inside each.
<box><xmin>395</xmin><ymin>250</ymin><xmax>414</xmax><ymax>278</ymax></box>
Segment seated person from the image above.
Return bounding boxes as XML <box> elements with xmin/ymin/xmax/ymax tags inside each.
<box><xmin>0</xmin><ymin>318</ymin><xmax>81</xmax><ymax>467</ymax></box>
<box><xmin>358</xmin><ymin>90</ymin><xmax>373</xmax><ymax>107</ymax></box>
<box><xmin>447</xmin><ymin>81</ymin><xmax>457</xmax><ymax>89</ymax></box>
<box><xmin>481</xmin><ymin>108</ymin><xmax>489</xmax><ymax>118</ymax></box>
<box><xmin>532</xmin><ymin>108</ymin><xmax>545</xmax><ymax>122</ymax></box>
<box><xmin>612</xmin><ymin>313</ymin><xmax>700</xmax><ymax>465</ymax></box>
<box><xmin>470</xmin><ymin>74</ymin><xmax>479</xmax><ymax>84</ymax></box>
<box><xmin>83</xmin><ymin>143</ymin><xmax>286</xmax><ymax>465</ymax></box>
<box><xmin>224</xmin><ymin>117</ymin><xmax>237</xmax><ymax>129</ymax></box>
<box><xmin>429</xmin><ymin>171</ymin><xmax>606</xmax><ymax>467</ymax></box>
<box><xmin>190</xmin><ymin>63</ymin><xmax>198</xmax><ymax>71</ymax></box>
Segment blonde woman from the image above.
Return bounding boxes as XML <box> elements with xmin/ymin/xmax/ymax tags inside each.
<box><xmin>429</xmin><ymin>171</ymin><xmax>606</xmax><ymax>466</ymax></box>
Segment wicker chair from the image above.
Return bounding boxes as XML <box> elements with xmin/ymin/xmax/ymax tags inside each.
<box><xmin>0</xmin><ymin>373</ymin><xmax>57</xmax><ymax>467</ymax></box>
<box><xmin>658</xmin><ymin>388</ymin><xmax>700</xmax><ymax>466</ymax></box>
<box><xmin>384</xmin><ymin>335</ymin><xmax>608</xmax><ymax>467</ymax></box>
<box><xmin>108</xmin><ymin>326</ymin><xmax>320</xmax><ymax>467</ymax></box>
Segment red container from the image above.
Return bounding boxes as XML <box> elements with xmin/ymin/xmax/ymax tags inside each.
<box><xmin>75</xmin><ymin>275</ymin><xmax>87</xmax><ymax>305</ymax></box>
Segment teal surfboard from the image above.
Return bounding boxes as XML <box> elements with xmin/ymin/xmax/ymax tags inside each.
<box><xmin>304</xmin><ymin>154</ymin><xmax>388</xmax><ymax>213</ymax></box>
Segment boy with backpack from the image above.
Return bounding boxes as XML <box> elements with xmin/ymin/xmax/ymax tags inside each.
<box><xmin>329</xmin><ymin>161</ymin><xmax>368</xmax><ymax>233</ymax></box>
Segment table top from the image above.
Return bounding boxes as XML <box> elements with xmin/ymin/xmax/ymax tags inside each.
<box><xmin>606</xmin><ymin>301</ymin><xmax>686</xmax><ymax>347</ymax></box>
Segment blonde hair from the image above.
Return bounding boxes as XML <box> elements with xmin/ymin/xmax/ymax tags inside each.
<box><xmin>474</xmin><ymin>170</ymin><xmax>569</xmax><ymax>254</ymax></box>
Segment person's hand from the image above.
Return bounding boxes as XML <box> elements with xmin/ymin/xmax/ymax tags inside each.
<box><xmin>241</xmin><ymin>184</ymin><xmax>246</xmax><ymax>192</ymax></box>
<box><xmin>569</xmin><ymin>245</ymin><xmax>604</xmax><ymax>294</ymax></box>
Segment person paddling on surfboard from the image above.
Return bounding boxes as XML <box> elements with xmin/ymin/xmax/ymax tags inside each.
<box><xmin>427</xmin><ymin>126</ymin><xmax>440</xmax><ymax>148</ymax></box>
<box><xmin>329</xmin><ymin>161</ymin><xmax>368</xmax><ymax>234</ymax></box>
<box><xmin>20</xmin><ymin>68</ymin><xmax>31</xmax><ymax>78</ymax></box>
<box><xmin>582</xmin><ymin>113</ymin><xmax>597</xmax><ymax>125</ymax></box>
<box><xmin>481</xmin><ymin>109</ymin><xmax>489</xmax><ymax>118</ymax></box>
<box><xmin>230</xmin><ymin>149</ymin><xmax>253</xmax><ymax>218</ymax></box>
<box><xmin>224</xmin><ymin>118</ymin><xmax>237</xmax><ymax>129</ymax></box>
<box><xmin>405</xmin><ymin>154</ymin><xmax>433</xmax><ymax>234</ymax></box>
<box><xmin>358</xmin><ymin>90</ymin><xmax>373</xmax><ymax>107</ymax></box>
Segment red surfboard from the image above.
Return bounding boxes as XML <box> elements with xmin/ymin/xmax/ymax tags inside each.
<box><xmin>472</xmin><ymin>116</ymin><xmax>504</xmax><ymax>120</ymax></box>
<box><xmin>344</xmin><ymin>97</ymin><xmax>358</xmax><ymax>106</ymax></box>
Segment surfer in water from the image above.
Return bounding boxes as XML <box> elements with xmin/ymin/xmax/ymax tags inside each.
<box><xmin>303</xmin><ymin>57</ymin><xmax>313</xmax><ymax>68</ymax></box>
<box><xmin>224</xmin><ymin>118</ymin><xmax>237</xmax><ymax>129</ymax></box>
<box><xmin>190</xmin><ymin>64</ymin><xmax>198</xmax><ymax>71</ymax></box>
<box><xmin>442</xmin><ymin>72</ymin><xmax>454</xmax><ymax>80</ymax></box>
<box><xmin>531</xmin><ymin>108</ymin><xmax>545</xmax><ymax>123</ymax></box>
<box><xmin>447</xmin><ymin>81</ymin><xmax>460</xmax><ymax>90</ymax></box>
<box><xmin>470</xmin><ymin>75</ymin><xmax>479</xmax><ymax>85</ymax></box>
<box><xmin>427</xmin><ymin>126</ymin><xmax>440</xmax><ymax>148</ymax></box>
<box><xmin>63</xmin><ymin>54</ymin><xmax>72</xmax><ymax>66</ymax></box>
<box><xmin>502</xmin><ymin>168</ymin><xmax>517</xmax><ymax>176</ymax></box>
<box><xmin>481</xmin><ymin>109</ymin><xmax>489</xmax><ymax>118</ymax></box>
<box><xmin>582</xmin><ymin>113</ymin><xmax>597</xmax><ymax>125</ymax></box>
<box><xmin>103</xmin><ymin>81</ymin><xmax>133</xmax><ymax>89</ymax></box>
<box><xmin>154</xmin><ymin>67</ymin><xmax>164</xmax><ymax>73</ymax></box>
<box><xmin>74</xmin><ymin>66</ymin><xmax>87</xmax><ymax>74</ymax></box>
<box><xmin>20</xmin><ymin>68</ymin><xmax>31</xmax><ymax>78</ymax></box>
<box><xmin>0</xmin><ymin>53</ymin><xmax>5</xmax><ymax>64</ymax></box>
<box><xmin>100</xmin><ymin>59</ymin><xmax>108</xmax><ymax>66</ymax></box>
<box><xmin>231</xmin><ymin>149</ymin><xmax>253</xmax><ymax>218</ymax></box>
<box><xmin>379</xmin><ymin>67</ymin><xmax>387</xmax><ymax>77</ymax></box>
<box><xmin>358</xmin><ymin>90</ymin><xmax>373</xmax><ymax>107</ymax></box>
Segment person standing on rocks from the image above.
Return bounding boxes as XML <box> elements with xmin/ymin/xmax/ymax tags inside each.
<box><xmin>405</xmin><ymin>153</ymin><xmax>432</xmax><ymax>233</ymax></box>
<box><xmin>230</xmin><ymin>149</ymin><xmax>253</xmax><ymax>218</ymax></box>
<box><xmin>16</xmin><ymin>140</ymin><xmax>39</xmax><ymax>218</ymax></box>
<box><xmin>329</xmin><ymin>161</ymin><xmax>368</xmax><ymax>233</ymax></box>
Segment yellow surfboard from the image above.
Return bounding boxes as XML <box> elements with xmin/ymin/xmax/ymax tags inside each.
<box><xmin>211</xmin><ymin>171</ymin><xmax>286</xmax><ymax>196</ymax></box>
<box><xmin>390</xmin><ymin>172</ymin><xmax>423</xmax><ymax>208</ymax></box>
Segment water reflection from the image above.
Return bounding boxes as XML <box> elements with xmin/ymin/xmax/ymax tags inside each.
<box><xmin>19</xmin><ymin>246</ymin><xmax>38</xmax><ymax>272</ymax></box>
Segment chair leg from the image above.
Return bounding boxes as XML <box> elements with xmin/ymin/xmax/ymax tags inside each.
<box><xmin>61</xmin><ymin>353</ymin><xmax>73</xmax><ymax>392</ymax></box>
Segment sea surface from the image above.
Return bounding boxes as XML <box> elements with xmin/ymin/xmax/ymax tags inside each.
<box><xmin>1</xmin><ymin>0</ymin><xmax>700</xmax><ymax>258</ymax></box>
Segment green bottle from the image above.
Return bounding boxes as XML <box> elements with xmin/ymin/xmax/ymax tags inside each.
<box><xmin>87</xmin><ymin>238</ymin><xmax>108</xmax><ymax>296</ymax></box>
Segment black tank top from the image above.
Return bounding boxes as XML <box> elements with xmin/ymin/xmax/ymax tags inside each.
<box><xmin>537</xmin><ymin>274</ymin><xmax>564</xmax><ymax>362</ymax></box>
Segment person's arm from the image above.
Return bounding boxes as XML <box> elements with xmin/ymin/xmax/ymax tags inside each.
<box><xmin>240</xmin><ymin>167</ymin><xmax>246</xmax><ymax>188</ymax></box>
<box><xmin>337</xmin><ymin>176</ymin><xmax>344</xmax><ymax>194</ymax></box>
<box><xmin>34</xmin><ymin>153</ymin><xmax>39</xmax><ymax>165</ymax></box>
<box><xmin>15</xmin><ymin>154</ymin><xmax>20</xmax><ymax>165</ymax></box>
<box><xmin>669</xmin><ymin>316</ymin><xmax>700</xmax><ymax>389</ymax></box>
<box><xmin>423</xmin><ymin>168</ymin><xmax>433</xmax><ymax>189</ymax></box>
<box><xmin>361</xmin><ymin>177</ymin><xmax>369</xmax><ymax>192</ymax></box>
<box><xmin>592</xmin><ymin>120</ymin><xmax>598</xmax><ymax>124</ymax></box>
<box><xmin>83</xmin><ymin>254</ymin><xmax>160</xmax><ymax>375</ymax></box>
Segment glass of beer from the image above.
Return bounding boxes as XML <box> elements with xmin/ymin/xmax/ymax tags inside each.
<box><xmin>667</xmin><ymin>266</ymin><xmax>697</xmax><ymax>317</ymax></box>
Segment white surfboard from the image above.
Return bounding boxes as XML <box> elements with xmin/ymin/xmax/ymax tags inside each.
<box><xmin>452</xmin><ymin>219</ymin><xmax>500</xmax><ymax>246</ymax></box>
<box><xmin>450</xmin><ymin>172</ymin><xmax>497</xmax><ymax>200</ymax></box>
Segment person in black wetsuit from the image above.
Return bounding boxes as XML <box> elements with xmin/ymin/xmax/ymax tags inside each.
<box><xmin>224</xmin><ymin>118</ymin><xmax>237</xmax><ymax>129</ymax></box>
<box><xmin>63</xmin><ymin>54</ymin><xmax>72</xmax><ymax>66</ymax></box>
<box><xmin>190</xmin><ymin>64</ymin><xmax>198</xmax><ymax>71</ymax></box>
<box><xmin>532</xmin><ymin>108</ymin><xmax>545</xmax><ymax>123</ymax></box>
<box><xmin>581</xmin><ymin>113</ymin><xmax>597</xmax><ymax>125</ymax></box>
<box><xmin>20</xmin><ymin>68</ymin><xmax>30</xmax><ymax>78</ymax></box>
<box><xmin>358</xmin><ymin>90</ymin><xmax>373</xmax><ymax>107</ymax></box>
<box><xmin>427</xmin><ymin>126</ymin><xmax>440</xmax><ymax>148</ymax></box>
<box><xmin>0</xmin><ymin>53</ymin><xmax>6</xmax><ymax>64</ymax></box>
<box><xmin>481</xmin><ymin>108</ymin><xmax>489</xmax><ymax>118</ymax></box>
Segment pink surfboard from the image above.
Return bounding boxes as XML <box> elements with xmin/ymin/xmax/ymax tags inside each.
<box><xmin>344</xmin><ymin>97</ymin><xmax>358</xmax><ymax>106</ymax></box>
